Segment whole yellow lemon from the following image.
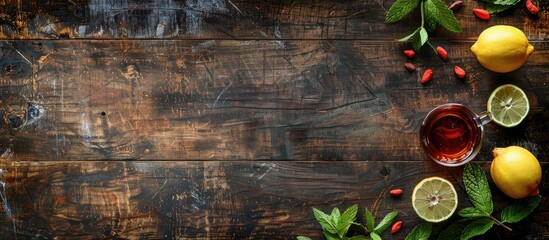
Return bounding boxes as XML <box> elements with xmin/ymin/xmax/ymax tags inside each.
<box><xmin>490</xmin><ymin>146</ymin><xmax>541</xmax><ymax>199</ymax></box>
<box><xmin>471</xmin><ymin>25</ymin><xmax>534</xmax><ymax>73</ymax></box>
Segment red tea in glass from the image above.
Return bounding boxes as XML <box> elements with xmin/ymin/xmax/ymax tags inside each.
<box><xmin>420</xmin><ymin>103</ymin><xmax>492</xmax><ymax>166</ymax></box>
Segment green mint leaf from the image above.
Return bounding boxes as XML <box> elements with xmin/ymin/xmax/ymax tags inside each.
<box><xmin>460</xmin><ymin>217</ymin><xmax>494</xmax><ymax>240</ymax></box>
<box><xmin>330</xmin><ymin>207</ymin><xmax>341</xmax><ymax>236</ymax></box>
<box><xmin>458</xmin><ymin>207</ymin><xmax>490</xmax><ymax>218</ymax></box>
<box><xmin>463</xmin><ymin>163</ymin><xmax>494</xmax><ymax>214</ymax></box>
<box><xmin>481</xmin><ymin>0</ymin><xmax>521</xmax><ymax>5</ymax></box>
<box><xmin>370</xmin><ymin>232</ymin><xmax>382</xmax><ymax>240</ymax></box>
<box><xmin>340</xmin><ymin>204</ymin><xmax>358</xmax><ymax>225</ymax></box>
<box><xmin>323</xmin><ymin>231</ymin><xmax>340</xmax><ymax>240</ymax></box>
<box><xmin>398</xmin><ymin>28</ymin><xmax>420</xmax><ymax>42</ymax></box>
<box><xmin>501</xmin><ymin>195</ymin><xmax>542</xmax><ymax>223</ymax></box>
<box><xmin>386</xmin><ymin>0</ymin><xmax>420</xmax><ymax>23</ymax></box>
<box><xmin>438</xmin><ymin>219</ymin><xmax>473</xmax><ymax>240</ymax></box>
<box><xmin>331</xmin><ymin>207</ymin><xmax>341</xmax><ymax>221</ymax></box>
<box><xmin>424</xmin><ymin>0</ymin><xmax>461</xmax><ymax>33</ymax></box>
<box><xmin>373</xmin><ymin>211</ymin><xmax>398</xmax><ymax>234</ymax></box>
<box><xmin>484</xmin><ymin>3</ymin><xmax>511</xmax><ymax>13</ymax></box>
<box><xmin>423</xmin><ymin>2</ymin><xmax>438</xmax><ymax>32</ymax></box>
<box><xmin>364</xmin><ymin>208</ymin><xmax>375</xmax><ymax>232</ymax></box>
<box><xmin>405</xmin><ymin>222</ymin><xmax>432</xmax><ymax>240</ymax></box>
<box><xmin>297</xmin><ymin>237</ymin><xmax>312</xmax><ymax>240</ymax></box>
<box><xmin>337</xmin><ymin>204</ymin><xmax>359</xmax><ymax>237</ymax></box>
<box><xmin>412</xmin><ymin>27</ymin><xmax>428</xmax><ymax>50</ymax></box>
<box><xmin>349</xmin><ymin>235</ymin><xmax>370</xmax><ymax>240</ymax></box>
<box><xmin>313</xmin><ymin>208</ymin><xmax>338</xmax><ymax>234</ymax></box>
<box><xmin>485</xmin><ymin>2</ymin><xmax>515</xmax><ymax>13</ymax></box>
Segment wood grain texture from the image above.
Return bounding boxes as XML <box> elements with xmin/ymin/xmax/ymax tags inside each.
<box><xmin>0</xmin><ymin>1</ymin><xmax>547</xmax><ymax>239</ymax></box>
<box><xmin>0</xmin><ymin>0</ymin><xmax>546</xmax><ymax>40</ymax></box>
<box><xmin>0</xmin><ymin>40</ymin><xmax>547</xmax><ymax>161</ymax></box>
<box><xmin>0</xmin><ymin>161</ymin><xmax>547</xmax><ymax>239</ymax></box>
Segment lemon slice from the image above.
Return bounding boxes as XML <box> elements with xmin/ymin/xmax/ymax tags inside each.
<box><xmin>412</xmin><ymin>177</ymin><xmax>458</xmax><ymax>223</ymax></box>
<box><xmin>487</xmin><ymin>84</ymin><xmax>529</xmax><ymax>127</ymax></box>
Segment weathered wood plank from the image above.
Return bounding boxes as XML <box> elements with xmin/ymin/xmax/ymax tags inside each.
<box><xmin>0</xmin><ymin>40</ymin><xmax>548</xmax><ymax>161</ymax></box>
<box><xmin>0</xmin><ymin>0</ymin><xmax>546</xmax><ymax>40</ymax></box>
<box><xmin>0</xmin><ymin>161</ymin><xmax>547</xmax><ymax>239</ymax></box>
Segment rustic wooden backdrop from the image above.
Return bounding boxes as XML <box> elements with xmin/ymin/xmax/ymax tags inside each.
<box><xmin>0</xmin><ymin>0</ymin><xmax>548</xmax><ymax>239</ymax></box>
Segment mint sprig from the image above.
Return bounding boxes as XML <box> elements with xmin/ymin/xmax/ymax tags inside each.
<box><xmin>437</xmin><ymin>162</ymin><xmax>542</xmax><ymax>239</ymax></box>
<box><xmin>298</xmin><ymin>205</ymin><xmax>398</xmax><ymax>240</ymax></box>
<box><xmin>386</xmin><ymin>0</ymin><xmax>461</xmax><ymax>51</ymax></box>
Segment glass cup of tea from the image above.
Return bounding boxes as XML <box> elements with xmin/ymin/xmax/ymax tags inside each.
<box><xmin>419</xmin><ymin>103</ymin><xmax>492</xmax><ymax>167</ymax></box>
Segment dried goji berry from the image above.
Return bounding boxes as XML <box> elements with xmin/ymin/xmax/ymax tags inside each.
<box><xmin>391</xmin><ymin>221</ymin><xmax>403</xmax><ymax>233</ymax></box>
<box><xmin>526</xmin><ymin>0</ymin><xmax>539</xmax><ymax>15</ymax></box>
<box><xmin>390</xmin><ymin>189</ymin><xmax>403</xmax><ymax>197</ymax></box>
<box><xmin>436</xmin><ymin>46</ymin><xmax>448</xmax><ymax>61</ymax></box>
<box><xmin>454</xmin><ymin>66</ymin><xmax>466</xmax><ymax>79</ymax></box>
<box><xmin>449</xmin><ymin>1</ymin><xmax>463</xmax><ymax>11</ymax></box>
<box><xmin>421</xmin><ymin>69</ymin><xmax>433</xmax><ymax>84</ymax></box>
<box><xmin>473</xmin><ymin>8</ymin><xmax>491</xmax><ymax>20</ymax></box>
<box><xmin>404</xmin><ymin>63</ymin><xmax>416</xmax><ymax>72</ymax></box>
<box><xmin>404</xmin><ymin>49</ymin><xmax>415</xmax><ymax>59</ymax></box>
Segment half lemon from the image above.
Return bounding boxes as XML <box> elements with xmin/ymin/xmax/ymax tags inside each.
<box><xmin>412</xmin><ymin>177</ymin><xmax>458</xmax><ymax>223</ymax></box>
<box><xmin>487</xmin><ymin>84</ymin><xmax>529</xmax><ymax>128</ymax></box>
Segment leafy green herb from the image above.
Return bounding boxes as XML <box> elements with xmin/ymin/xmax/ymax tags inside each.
<box><xmin>364</xmin><ymin>207</ymin><xmax>375</xmax><ymax>232</ymax></box>
<box><xmin>370</xmin><ymin>232</ymin><xmax>382</xmax><ymax>240</ymax></box>
<box><xmin>438</xmin><ymin>219</ymin><xmax>473</xmax><ymax>240</ymax></box>
<box><xmin>460</xmin><ymin>217</ymin><xmax>494</xmax><ymax>240</ymax></box>
<box><xmin>405</xmin><ymin>222</ymin><xmax>432</xmax><ymax>240</ymax></box>
<box><xmin>313</xmin><ymin>207</ymin><xmax>338</xmax><ymax>234</ymax></box>
<box><xmin>501</xmin><ymin>194</ymin><xmax>542</xmax><ymax>223</ymax></box>
<box><xmin>482</xmin><ymin>0</ymin><xmax>520</xmax><ymax>5</ymax></box>
<box><xmin>348</xmin><ymin>235</ymin><xmax>369</xmax><ymax>240</ymax></box>
<box><xmin>458</xmin><ymin>207</ymin><xmax>489</xmax><ymax>218</ymax></box>
<box><xmin>423</xmin><ymin>0</ymin><xmax>461</xmax><ymax>33</ymax></box>
<box><xmin>387</xmin><ymin>0</ymin><xmax>461</xmax><ymax>51</ymax></box>
<box><xmin>463</xmin><ymin>163</ymin><xmax>493</xmax><ymax>214</ymax></box>
<box><xmin>435</xmin><ymin>162</ymin><xmax>542</xmax><ymax>239</ymax></box>
<box><xmin>385</xmin><ymin>0</ymin><xmax>420</xmax><ymax>23</ymax></box>
<box><xmin>481</xmin><ymin>0</ymin><xmax>521</xmax><ymax>14</ymax></box>
<box><xmin>485</xmin><ymin>2</ymin><xmax>514</xmax><ymax>14</ymax></box>
<box><xmin>373</xmin><ymin>211</ymin><xmax>398</xmax><ymax>234</ymax></box>
<box><xmin>298</xmin><ymin>205</ymin><xmax>398</xmax><ymax>240</ymax></box>
<box><xmin>338</xmin><ymin>204</ymin><xmax>359</xmax><ymax>236</ymax></box>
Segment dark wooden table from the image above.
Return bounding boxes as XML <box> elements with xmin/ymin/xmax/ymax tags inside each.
<box><xmin>0</xmin><ymin>1</ymin><xmax>547</xmax><ymax>239</ymax></box>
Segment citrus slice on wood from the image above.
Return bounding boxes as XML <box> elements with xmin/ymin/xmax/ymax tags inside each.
<box><xmin>412</xmin><ymin>177</ymin><xmax>458</xmax><ymax>223</ymax></box>
<box><xmin>487</xmin><ymin>84</ymin><xmax>529</xmax><ymax>128</ymax></box>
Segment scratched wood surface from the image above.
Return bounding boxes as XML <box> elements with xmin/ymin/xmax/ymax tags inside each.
<box><xmin>0</xmin><ymin>0</ymin><xmax>547</xmax><ymax>40</ymax></box>
<box><xmin>0</xmin><ymin>0</ymin><xmax>548</xmax><ymax>239</ymax></box>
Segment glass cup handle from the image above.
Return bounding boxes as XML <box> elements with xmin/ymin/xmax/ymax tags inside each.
<box><xmin>477</xmin><ymin>111</ymin><xmax>493</xmax><ymax>126</ymax></box>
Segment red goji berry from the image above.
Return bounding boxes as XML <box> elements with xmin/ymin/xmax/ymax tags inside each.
<box><xmin>404</xmin><ymin>63</ymin><xmax>416</xmax><ymax>72</ymax></box>
<box><xmin>404</xmin><ymin>49</ymin><xmax>415</xmax><ymax>59</ymax></box>
<box><xmin>454</xmin><ymin>66</ymin><xmax>466</xmax><ymax>79</ymax></box>
<box><xmin>526</xmin><ymin>0</ymin><xmax>539</xmax><ymax>15</ymax></box>
<box><xmin>391</xmin><ymin>221</ymin><xmax>403</xmax><ymax>234</ymax></box>
<box><xmin>473</xmin><ymin>8</ymin><xmax>491</xmax><ymax>20</ymax></box>
<box><xmin>436</xmin><ymin>46</ymin><xmax>448</xmax><ymax>61</ymax></box>
<box><xmin>390</xmin><ymin>189</ymin><xmax>403</xmax><ymax>197</ymax></box>
<box><xmin>449</xmin><ymin>1</ymin><xmax>463</xmax><ymax>11</ymax></box>
<box><xmin>421</xmin><ymin>69</ymin><xmax>433</xmax><ymax>84</ymax></box>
